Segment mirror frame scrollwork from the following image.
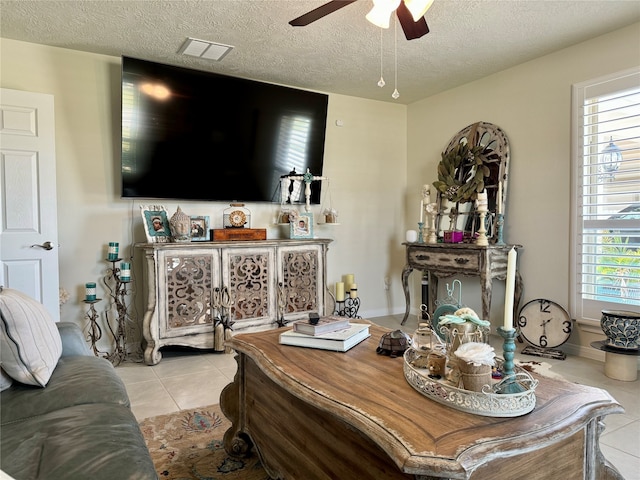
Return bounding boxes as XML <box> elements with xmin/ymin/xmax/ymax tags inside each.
<box><xmin>434</xmin><ymin>122</ymin><xmax>510</xmax><ymax>242</ymax></box>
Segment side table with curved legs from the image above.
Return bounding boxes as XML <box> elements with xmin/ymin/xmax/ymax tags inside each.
<box><xmin>401</xmin><ymin>243</ymin><xmax>523</xmax><ymax>325</ymax></box>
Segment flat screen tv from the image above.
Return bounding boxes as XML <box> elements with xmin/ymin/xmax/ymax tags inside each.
<box><xmin>121</xmin><ymin>56</ymin><xmax>328</xmax><ymax>203</ymax></box>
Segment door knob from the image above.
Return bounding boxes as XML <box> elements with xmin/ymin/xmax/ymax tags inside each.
<box><xmin>31</xmin><ymin>241</ymin><xmax>54</xmax><ymax>251</ymax></box>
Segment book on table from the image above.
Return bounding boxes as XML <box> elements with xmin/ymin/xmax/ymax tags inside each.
<box><xmin>279</xmin><ymin>323</ymin><xmax>370</xmax><ymax>352</ymax></box>
<box><xmin>292</xmin><ymin>315</ymin><xmax>351</xmax><ymax>336</ymax></box>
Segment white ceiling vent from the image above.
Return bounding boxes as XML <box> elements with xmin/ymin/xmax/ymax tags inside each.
<box><xmin>178</xmin><ymin>37</ymin><xmax>234</xmax><ymax>61</ymax></box>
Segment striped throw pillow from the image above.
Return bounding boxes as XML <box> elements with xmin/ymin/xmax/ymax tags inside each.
<box><xmin>0</xmin><ymin>288</ymin><xmax>62</xmax><ymax>387</ymax></box>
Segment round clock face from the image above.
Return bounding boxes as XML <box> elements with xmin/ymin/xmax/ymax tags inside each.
<box><xmin>229</xmin><ymin>210</ymin><xmax>246</xmax><ymax>227</ymax></box>
<box><xmin>517</xmin><ymin>299</ymin><xmax>572</xmax><ymax>349</ymax></box>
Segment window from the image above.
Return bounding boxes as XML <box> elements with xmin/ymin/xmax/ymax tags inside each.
<box><xmin>571</xmin><ymin>67</ymin><xmax>640</xmax><ymax>325</ymax></box>
<box><xmin>276</xmin><ymin>114</ymin><xmax>313</xmax><ymax>203</ymax></box>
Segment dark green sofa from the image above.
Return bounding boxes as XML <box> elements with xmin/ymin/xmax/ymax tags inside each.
<box><xmin>1</xmin><ymin>322</ymin><xmax>158</xmax><ymax>480</ymax></box>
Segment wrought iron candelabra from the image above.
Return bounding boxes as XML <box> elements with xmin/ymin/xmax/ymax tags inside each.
<box><xmin>335</xmin><ymin>296</ymin><xmax>361</xmax><ymax>318</ymax></box>
<box><xmin>83</xmin><ymin>298</ymin><xmax>103</xmax><ymax>357</ymax></box>
<box><xmin>102</xmin><ymin>258</ymin><xmax>132</xmax><ymax>366</ymax></box>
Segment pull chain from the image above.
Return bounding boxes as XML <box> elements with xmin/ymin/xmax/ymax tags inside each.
<box><xmin>392</xmin><ymin>17</ymin><xmax>399</xmax><ymax>99</ymax></box>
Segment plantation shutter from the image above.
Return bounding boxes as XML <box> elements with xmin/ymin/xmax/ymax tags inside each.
<box><xmin>572</xmin><ymin>68</ymin><xmax>640</xmax><ymax>323</ymax></box>
<box><xmin>276</xmin><ymin>115</ymin><xmax>313</xmax><ymax>203</ymax></box>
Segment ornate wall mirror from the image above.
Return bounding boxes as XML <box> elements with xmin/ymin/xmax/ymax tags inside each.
<box><xmin>432</xmin><ymin>122</ymin><xmax>510</xmax><ymax>242</ymax></box>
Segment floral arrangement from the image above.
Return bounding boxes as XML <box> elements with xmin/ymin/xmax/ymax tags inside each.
<box><xmin>432</xmin><ymin>141</ymin><xmax>491</xmax><ymax>203</ymax></box>
<box><xmin>454</xmin><ymin>342</ymin><xmax>496</xmax><ymax>367</ymax></box>
<box><xmin>438</xmin><ymin>307</ymin><xmax>491</xmax><ymax>329</ymax></box>
<box><xmin>322</xmin><ymin>207</ymin><xmax>338</xmax><ymax>223</ymax></box>
<box><xmin>59</xmin><ymin>287</ymin><xmax>70</xmax><ymax>307</ymax></box>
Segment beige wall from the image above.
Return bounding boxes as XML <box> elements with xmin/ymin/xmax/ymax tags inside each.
<box><xmin>0</xmin><ymin>38</ymin><xmax>407</xmax><ymax>352</ymax></box>
<box><xmin>2</xmin><ymin>21</ymin><xmax>639</xmax><ymax>358</ymax></box>
<box><xmin>406</xmin><ymin>22</ymin><xmax>640</xmax><ymax>359</ymax></box>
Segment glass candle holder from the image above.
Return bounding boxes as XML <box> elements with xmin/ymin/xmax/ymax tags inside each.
<box><xmin>412</xmin><ymin>322</ymin><xmax>432</xmax><ymax>352</ymax></box>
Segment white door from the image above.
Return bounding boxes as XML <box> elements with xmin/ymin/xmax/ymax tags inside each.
<box><xmin>0</xmin><ymin>88</ymin><xmax>60</xmax><ymax>320</ymax></box>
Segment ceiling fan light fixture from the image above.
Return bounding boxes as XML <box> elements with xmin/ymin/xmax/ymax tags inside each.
<box><xmin>366</xmin><ymin>0</ymin><xmax>401</xmax><ymax>29</ymax></box>
<box><xmin>403</xmin><ymin>0</ymin><xmax>435</xmax><ymax>22</ymax></box>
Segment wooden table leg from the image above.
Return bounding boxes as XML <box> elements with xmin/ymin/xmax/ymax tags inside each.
<box><xmin>220</xmin><ymin>355</ymin><xmax>253</xmax><ymax>458</ymax></box>
<box><xmin>401</xmin><ymin>265</ymin><xmax>413</xmax><ymax>325</ymax></box>
<box><xmin>479</xmin><ymin>271</ymin><xmax>492</xmax><ymax>322</ymax></box>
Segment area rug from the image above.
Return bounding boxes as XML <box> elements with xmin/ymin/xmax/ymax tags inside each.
<box><xmin>139</xmin><ymin>404</ymin><xmax>269</xmax><ymax>480</ymax></box>
<box><xmin>515</xmin><ymin>359</ymin><xmax>566</xmax><ymax>380</ymax></box>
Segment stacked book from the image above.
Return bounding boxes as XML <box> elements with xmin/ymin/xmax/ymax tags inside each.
<box><xmin>279</xmin><ymin>315</ymin><xmax>370</xmax><ymax>352</ymax></box>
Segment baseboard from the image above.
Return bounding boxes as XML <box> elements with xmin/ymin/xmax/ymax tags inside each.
<box><xmin>361</xmin><ymin>306</ymin><xmax>411</xmax><ymax>320</ymax></box>
<box><xmin>564</xmin><ymin>342</ymin><xmax>605</xmax><ymax>362</ymax></box>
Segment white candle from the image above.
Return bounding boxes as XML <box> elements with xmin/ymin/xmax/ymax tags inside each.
<box><xmin>336</xmin><ymin>282</ymin><xmax>345</xmax><ymax>301</ymax></box>
<box><xmin>497</xmin><ymin>182</ymin><xmax>503</xmax><ymax>215</ymax></box>
<box><xmin>476</xmin><ymin>189</ymin><xmax>487</xmax><ymax>211</ymax></box>
<box><xmin>420</xmin><ymin>200</ymin><xmax>424</xmax><ymax>223</ymax></box>
<box><xmin>423</xmin><ymin>184</ymin><xmax>430</xmax><ymax>205</ymax></box>
<box><xmin>343</xmin><ymin>274</ymin><xmax>354</xmax><ymax>292</ymax></box>
<box><xmin>350</xmin><ymin>283</ymin><xmax>358</xmax><ymax>299</ymax></box>
<box><xmin>504</xmin><ymin>247</ymin><xmax>517</xmax><ymax>330</ymax></box>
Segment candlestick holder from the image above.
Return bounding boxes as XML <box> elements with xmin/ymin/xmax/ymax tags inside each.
<box><xmin>102</xmin><ymin>259</ymin><xmax>129</xmax><ymax>366</ymax></box>
<box><xmin>495</xmin><ymin>213</ymin><xmax>505</xmax><ymax>245</ymax></box>
<box><xmin>275</xmin><ymin>282</ymin><xmax>289</xmax><ymax>328</ymax></box>
<box><xmin>475</xmin><ymin>210</ymin><xmax>489</xmax><ymax>246</ymax></box>
<box><xmin>426</xmin><ymin>204</ymin><xmax>438</xmax><ymax>244</ymax></box>
<box><xmin>83</xmin><ymin>298</ymin><xmax>104</xmax><ymax>357</ymax></box>
<box><xmin>427</xmin><ymin>223</ymin><xmax>437</xmax><ymax>244</ymax></box>
<box><xmin>101</xmin><ymin>258</ymin><xmax>143</xmax><ymax>366</ymax></box>
<box><xmin>335</xmin><ymin>296</ymin><xmax>361</xmax><ymax>318</ymax></box>
<box><xmin>497</xmin><ymin>326</ymin><xmax>525</xmax><ymax>394</ymax></box>
<box><xmin>417</xmin><ymin>222</ymin><xmax>425</xmax><ymax>243</ymax></box>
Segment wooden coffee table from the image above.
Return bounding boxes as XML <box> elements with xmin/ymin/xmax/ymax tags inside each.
<box><xmin>221</xmin><ymin>324</ymin><xmax>624</xmax><ymax>480</ymax></box>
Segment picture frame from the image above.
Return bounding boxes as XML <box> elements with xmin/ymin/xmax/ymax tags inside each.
<box><xmin>140</xmin><ymin>205</ymin><xmax>171</xmax><ymax>243</ymax></box>
<box><xmin>290</xmin><ymin>212</ymin><xmax>314</xmax><ymax>239</ymax></box>
<box><xmin>190</xmin><ymin>215</ymin><xmax>210</xmax><ymax>241</ymax></box>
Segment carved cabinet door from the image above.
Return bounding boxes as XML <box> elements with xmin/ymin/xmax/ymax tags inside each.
<box><xmin>278</xmin><ymin>244</ymin><xmax>325</xmax><ymax>321</ymax></box>
<box><xmin>158</xmin><ymin>248</ymin><xmax>220</xmax><ymax>338</ymax></box>
<box><xmin>221</xmin><ymin>246</ymin><xmax>277</xmax><ymax>328</ymax></box>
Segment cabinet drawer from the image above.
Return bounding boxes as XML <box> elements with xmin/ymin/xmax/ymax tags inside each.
<box><xmin>408</xmin><ymin>248</ymin><xmax>480</xmax><ymax>272</ymax></box>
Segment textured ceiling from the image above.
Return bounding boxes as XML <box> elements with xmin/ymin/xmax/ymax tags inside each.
<box><xmin>1</xmin><ymin>0</ymin><xmax>639</xmax><ymax>104</ymax></box>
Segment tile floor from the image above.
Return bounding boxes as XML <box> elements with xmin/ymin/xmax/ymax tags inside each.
<box><xmin>115</xmin><ymin>314</ymin><xmax>640</xmax><ymax>480</ymax></box>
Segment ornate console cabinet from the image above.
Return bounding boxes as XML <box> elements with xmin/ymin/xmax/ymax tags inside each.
<box><xmin>137</xmin><ymin>239</ymin><xmax>332</xmax><ymax>365</ymax></box>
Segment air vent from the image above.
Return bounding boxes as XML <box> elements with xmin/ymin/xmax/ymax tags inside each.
<box><xmin>178</xmin><ymin>37</ymin><xmax>234</xmax><ymax>61</ymax></box>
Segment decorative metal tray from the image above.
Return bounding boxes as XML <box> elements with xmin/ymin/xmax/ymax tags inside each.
<box><xmin>403</xmin><ymin>348</ymin><xmax>538</xmax><ymax>417</ymax></box>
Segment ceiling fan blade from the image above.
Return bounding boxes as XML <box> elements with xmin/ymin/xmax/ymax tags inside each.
<box><xmin>396</xmin><ymin>1</ymin><xmax>430</xmax><ymax>40</ymax></box>
<box><xmin>289</xmin><ymin>0</ymin><xmax>358</xmax><ymax>27</ymax></box>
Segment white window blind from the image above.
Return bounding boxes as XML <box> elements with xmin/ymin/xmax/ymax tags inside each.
<box><xmin>571</xmin><ymin>68</ymin><xmax>640</xmax><ymax>323</ymax></box>
<box><xmin>276</xmin><ymin>115</ymin><xmax>313</xmax><ymax>203</ymax></box>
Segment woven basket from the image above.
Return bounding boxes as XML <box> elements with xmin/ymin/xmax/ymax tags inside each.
<box><xmin>459</xmin><ymin>361</ymin><xmax>492</xmax><ymax>392</ymax></box>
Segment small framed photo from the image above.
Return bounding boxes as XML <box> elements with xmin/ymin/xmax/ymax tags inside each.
<box><xmin>290</xmin><ymin>212</ymin><xmax>314</xmax><ymax>239</ymax></box>
<box><xmin>140</xmin><ymin>205</ymin><xmax>171</xmax><ymax>243</ymax></box>
<box><xmin>190</xmin><ymin>216</ymin><xmax>210</xmax><ymax>241</ymax></box>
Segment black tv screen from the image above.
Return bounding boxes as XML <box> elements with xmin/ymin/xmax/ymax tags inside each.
<box><xmin>121</xmin><ymin>57</ymin><xmax>328</xmax><ymax>203</ymax></box>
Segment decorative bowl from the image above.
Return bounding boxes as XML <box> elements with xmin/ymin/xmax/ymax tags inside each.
<box><xmin>600</xmin><ymin>310</ymin><xmax>640</xmax><ymax>350</ymax></box>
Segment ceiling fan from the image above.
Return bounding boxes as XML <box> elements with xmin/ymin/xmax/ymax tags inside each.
<box><xmin>289</xmin><ymin>0</ymin><xmax>433</xmax><ymax>41</ymax></box>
